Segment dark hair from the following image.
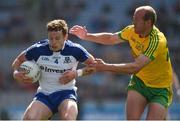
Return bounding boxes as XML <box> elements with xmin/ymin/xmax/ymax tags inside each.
<box><xmin>143</xmin><ymin>9</ymin><xmax>157</xmax><ymax>25</ymax></box>
<box><xmin>47</xmin><ymin>19</ymin><xmax>68</xmax><ymax>36</ymax></box>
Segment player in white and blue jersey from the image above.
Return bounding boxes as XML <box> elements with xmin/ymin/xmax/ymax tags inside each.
<box><xmin>12</xmin><ymin>19</ymin><xmax>96</xmax><ymax>120</ymax></box>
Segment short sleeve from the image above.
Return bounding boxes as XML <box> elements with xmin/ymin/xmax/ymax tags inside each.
<box><xmin>24</xmin><ymin>44</ymin><xmax>38</xmax><ymax>61</ymax></box>
<box><xmin>117</xmin><ymin>25</ymin><xmax>133</xmax><ymax>41</ymax></box>
<box><xmin>74</xmin><ymin>44</ymin><xmax>91</xmax><ymax>62</ymax></box>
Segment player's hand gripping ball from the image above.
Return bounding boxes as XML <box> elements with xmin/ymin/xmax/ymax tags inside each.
<box><xmin>19</xmin><ymin>61</ymin><xmax>41</xmax><ymax>83</ymax></box>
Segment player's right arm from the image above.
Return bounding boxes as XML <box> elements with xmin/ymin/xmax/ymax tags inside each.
<box><xmin>12</xmin><ymin>52</ymin><xmax>32</xmax><ymax>83</ymax></box>
<box><xmin>12</xmin><ymin>52</ymin><xmax>26</xmax><ymax>70</ymax></box>
<box><xmin>59</xmin><ymin>54</ymin><xmax>96</xmax><ymax>85</ymax></box>
<box><xmin>70</xmin><ymin>25</ymin><xmax>124</xmax><ymax>45</ymax></box>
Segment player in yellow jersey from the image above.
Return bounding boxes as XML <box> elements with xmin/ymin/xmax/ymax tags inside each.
<box><xmin>70</xmin><ymin>6</ymin><xmax>173</xmax><ymax>120</ymax></box>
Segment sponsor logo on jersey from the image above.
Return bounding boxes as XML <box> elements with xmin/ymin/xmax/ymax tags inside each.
<box><xmin>53</xmin><ymin>56</ymin><xmax>61</xmax><ymax>59</ymax></box>
<box><xmin>40</xmin><ymin>65</ymin><xmax>72</xmax><ymax>73</ymax></box>
<box><xmin>64</xmin><ymin>57</ymin><xmax>72</xmax><ymax>63</ymax></box>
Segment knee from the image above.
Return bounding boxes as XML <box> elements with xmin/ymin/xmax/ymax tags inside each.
<box><xmin>23</xmin><ymin>112</ymin><xmax>41</xmax><ymax>120</ymax></box>
<box><xmin>61</xmin><ymin>110</ymin><xmax>78</xmax><ymax>120</ymax></box>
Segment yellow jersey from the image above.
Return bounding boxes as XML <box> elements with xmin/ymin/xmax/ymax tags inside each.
<box><xmin>118</xmin><ymin>25</ymin><xmax>172</xmax><ymax>88</ymax></box>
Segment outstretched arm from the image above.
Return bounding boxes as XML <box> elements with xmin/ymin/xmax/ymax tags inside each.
<box><xmin>92</xmin><ymin>54</ymin><xmax>151</xmax><ymax>74</ymax></box>
<box><xmin>70</xmin><ymin>25</ymin><xmax>124</xmax><ymax>45</ymax></box>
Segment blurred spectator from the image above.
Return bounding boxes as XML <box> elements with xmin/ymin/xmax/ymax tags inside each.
<box><xmin>170</xmin><ymin>0</ymin><xmax>180</xmax><ymax>36</ymax></box>
<box><xmin>0</xmin><ymin>108</ymin><xmax>10</xmax><ymax>120</ymax></box>
<box><xmin>0</xmin><ymin>68</ymin><xmax>5</xmax><ymax>90</ymax></box>
<box><xmin>172</xmin><ymin>70</ymin><xmax>180</xmax><ymax>100</ymax></box>
<box><xmin>90</xmin><ymin>4</ymin><xmax>113</xmax><ymax>32</ymax></box>
<box><xmin>156</xmin><ymin>4</ymin><xmax>170</xmax><ymax>36</ymax></box>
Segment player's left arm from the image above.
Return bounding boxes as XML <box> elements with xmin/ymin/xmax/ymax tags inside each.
<box><xmin>59</xmin><ymin>55</ymin><xmax>96</xmax><ymax>85</ymax></box>
<box><xmin>94</xmin><ymin>54</ymin><xmax>151</xmax><ymax>74</ymax></box>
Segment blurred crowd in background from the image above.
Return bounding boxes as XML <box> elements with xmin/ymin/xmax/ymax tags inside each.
<box><xmin>0</xmin><ymin>0</ymin><xmax>180</xmax><ymax>120</ymax></box>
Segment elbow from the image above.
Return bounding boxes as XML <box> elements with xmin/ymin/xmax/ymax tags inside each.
<box><xmin>103</xmin><ymin>35</ymin><xmax>119</xmax><ymax>45</ymax></box>
<box><xmin>12</xmin><ymin>59</ymin><xmax>18</xmax><ymax>70</ymax></box>
<box><xmin>129</xmin><ymin>65</ymin><xmax>141</xmax><ymax>74</ymax></box>
<box><xmin>12</xmin><ymin>62</ymin><xmax>16</xmax><ymax>70</ymax></box>
<box><xmin>101</xmin><ymin>40</ymin><xmax>116</xmax><ymax>45</ymax></box>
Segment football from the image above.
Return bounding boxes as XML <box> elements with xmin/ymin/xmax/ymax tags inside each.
<box><xmin>19</xmin><ymin>61</ymin><xmax>41</xmax><ymax>83</ymax></box>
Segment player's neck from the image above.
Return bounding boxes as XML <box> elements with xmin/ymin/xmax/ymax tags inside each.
<box><xmin>49</xmin><ymin>46</ymin><xmax>61</xmax><ymax>52</ymax></box>
<box><xmin>139</xmin><ymin>26</ymin><xmax>153</xmax><ymax>38</ymax></box>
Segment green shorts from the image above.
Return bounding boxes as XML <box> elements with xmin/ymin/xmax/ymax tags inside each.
<box><xmin>127</xmin><ymin>75</ymin><xmax>173</xmax><ymax>108</ymax></box>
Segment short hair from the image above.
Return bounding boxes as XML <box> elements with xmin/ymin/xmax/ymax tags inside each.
<box><xmin>47</xmin><ymin>19</ymin><xmax>68</xmax><ymax>36</ymax></box>
<box><xmin>136</xmin><ymin>6</ymin><xmax>157</xmax><ymax>25</ymax></box>
<box><xmin>143</xmin><ymin>8</ymin><xmax>157</xmax><ymax>25</ymax></box>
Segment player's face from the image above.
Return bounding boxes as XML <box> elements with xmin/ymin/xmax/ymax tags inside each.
<box><xmin>48</xmin><ymin>31</ymin><xmax>67</xmax><ymax>51</ymax></box>
<box><xmin>133</xmin><ymin>11</ymin><xmax>147</xmax><ymax>36</ymax></box>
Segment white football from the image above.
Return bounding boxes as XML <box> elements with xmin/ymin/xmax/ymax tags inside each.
<box><xmin>19</xmin><ymin>61</ymin><xmax>41</xmax><ymax>83</ymax></box>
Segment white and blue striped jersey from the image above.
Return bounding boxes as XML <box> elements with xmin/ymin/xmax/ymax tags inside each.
<box><xmin>24</xmin><ymin>39</ymin><xmax>91</xmax><ymax>94</ymax></box>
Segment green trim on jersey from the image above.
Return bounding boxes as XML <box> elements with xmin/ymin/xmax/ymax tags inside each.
<box><xmin>144</xmin><ymin>29</ymin><xmax>159</xmax><ymax>60</ymax></box>
<box><xmin>118</xmin><ymin>32</ymin><xmax>128</xmax><ymax>41</ymax></box>
<box><xmin>118</xmin><ymin>25</ymin><xmax>132</xmax><ymax>41</ymax></box>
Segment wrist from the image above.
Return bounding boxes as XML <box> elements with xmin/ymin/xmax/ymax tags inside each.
<box><xmin>13</xmin><ymin>70</ymin><xmax>22</xmax><ymax>82</ymax></box>
<box><xmin>76</xmin><ymin>69</ymin><xmax>83</xmax><ymax>77</ymax></box>
<box><xmin>13</xmin><ymin>70</ymin><xmax>19</xmax><ymax>76</ymax></box>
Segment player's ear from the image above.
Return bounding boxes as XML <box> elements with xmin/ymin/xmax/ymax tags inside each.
<box><xmin>64</xmin><ymin>34</ymin><xmax>68</xmax><ymax>40</ymax></box>
<box><xmin>146</xmin><ymin>19</ymin><xmax>152</xmax><ymax>26</ymax></box>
